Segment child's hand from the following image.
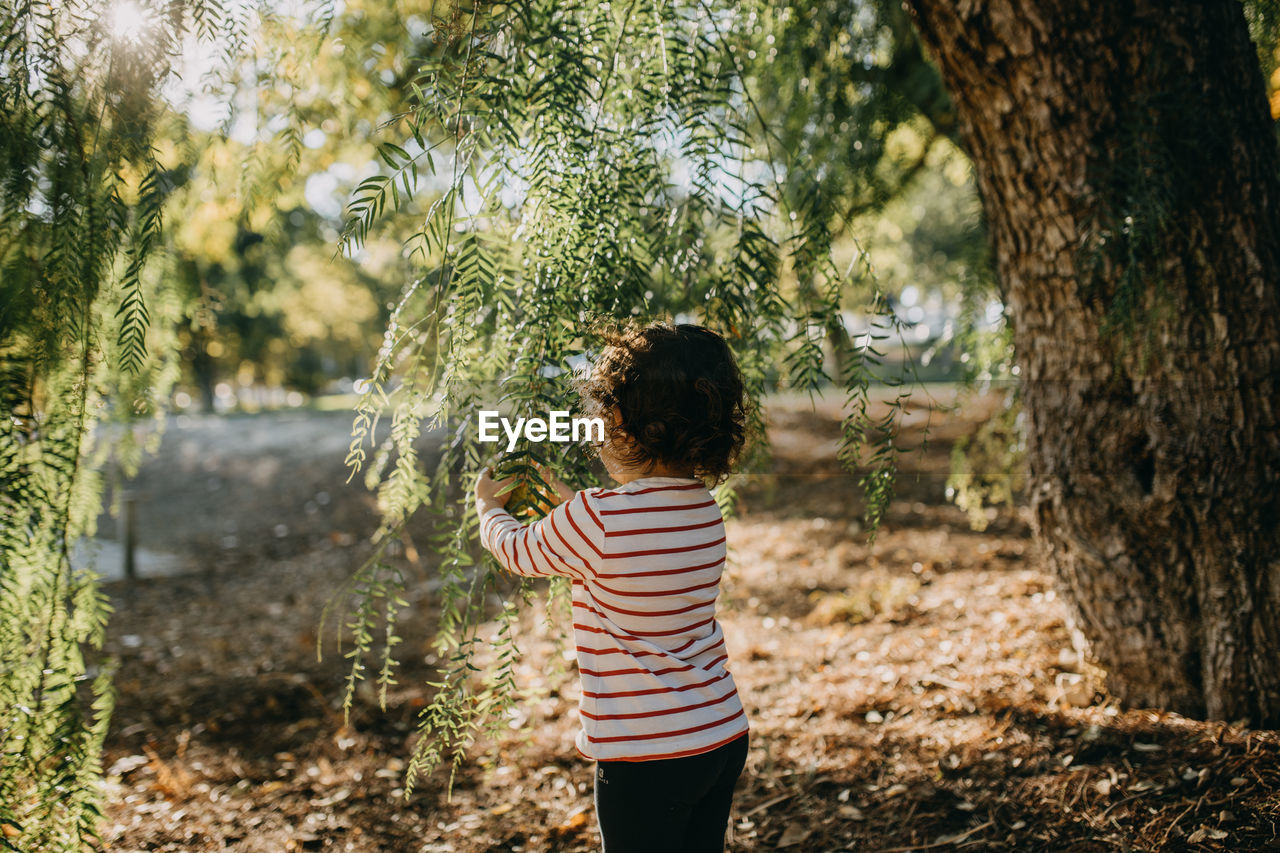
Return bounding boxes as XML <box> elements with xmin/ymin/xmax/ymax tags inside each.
<box><xmin>535</xmin><ymin>461</ymin><xmax>576</xmax><ymax>504</ymax></box>
<box><xmin>475</xmin><ymin>466</ymin><xmax>516</xmax><ymax>514</ymax></box>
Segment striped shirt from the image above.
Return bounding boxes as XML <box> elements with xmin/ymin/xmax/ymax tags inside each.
<box><xmin>479</xmin><ymin>476</ymin><xmax>749</xmax><ymax>762</ymax></box>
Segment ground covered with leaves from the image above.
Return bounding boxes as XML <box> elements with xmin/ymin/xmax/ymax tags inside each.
<box><xmin>96</xmin><ymin>390</ymin><xmax>1280</xmax><ymax>852</ymax></box>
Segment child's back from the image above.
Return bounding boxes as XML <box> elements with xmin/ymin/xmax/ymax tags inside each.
<box><xmin>482</xmin><ymin>474</ymin><xmax>747</xmax><ymax>761</ymax></box>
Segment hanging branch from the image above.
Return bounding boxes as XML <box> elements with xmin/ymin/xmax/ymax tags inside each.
<box><xmin>326</xmin><ymin>0</ymin><xmax>922</xmax><ymax>794</ymax></box>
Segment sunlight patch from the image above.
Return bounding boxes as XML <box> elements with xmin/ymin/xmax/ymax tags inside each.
<box><xmin>108</xmin><ymin>0</ymin><xmax>157</xmax><ymax>43</ymax></box>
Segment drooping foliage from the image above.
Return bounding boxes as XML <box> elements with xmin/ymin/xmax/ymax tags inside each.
<box><xmin>325</xmin><ymin>0</ymin><xmax>938</xmax><ymax>793</ymax></box>
<box><xmin>0</xmin><ymin>0</ymin><xmax>242</xmax><ymax>844</ymax></box>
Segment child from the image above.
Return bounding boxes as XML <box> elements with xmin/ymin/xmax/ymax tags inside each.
<box><xmin>474</xmin><ymin>322</ymin><xmax>751</xmax><ymax>853</ymax></box>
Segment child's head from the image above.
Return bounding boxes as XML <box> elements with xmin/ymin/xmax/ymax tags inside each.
<box><xmin>581</xmin><ymin>322</ymin><xmax>748</xmax><ymax>484</ymax></box>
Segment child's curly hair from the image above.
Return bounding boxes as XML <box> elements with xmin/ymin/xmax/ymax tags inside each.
<box><xmin>580</xmin><ymin>321</ymin><xmax>749</xmax><ymax>484</ymax></box>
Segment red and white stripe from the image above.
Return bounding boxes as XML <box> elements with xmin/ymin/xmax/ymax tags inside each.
<box><xmin>480</xmin><ymin>477</ymin><xmax>749</xmax><ymax>761</ymax></box>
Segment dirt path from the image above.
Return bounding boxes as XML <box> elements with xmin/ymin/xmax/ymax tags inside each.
<box><xmin>97</xmin><ymin>391</ymin><xmax>1280</xmax><ymax>852</ymax></box>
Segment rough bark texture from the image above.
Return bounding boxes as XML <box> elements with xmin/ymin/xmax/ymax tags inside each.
<box><xmin>903</xmin><ymin>0</ymin><xmax>1280</xmax><ymax>724</ymax></box>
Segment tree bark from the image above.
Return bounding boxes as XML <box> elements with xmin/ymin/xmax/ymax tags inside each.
<box><xmin>903</xmin><ymin>0</ymin><xmax>1280</xmax><ymax>724</ymax></box>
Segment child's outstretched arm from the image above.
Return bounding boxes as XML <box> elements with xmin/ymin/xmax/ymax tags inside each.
<box><xmin>475</xmin><ymin>467</ymin><xmax>603</xmax><ymax>581</ymax></box>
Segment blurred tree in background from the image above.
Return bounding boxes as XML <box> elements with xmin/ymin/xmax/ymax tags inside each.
<box><xmin>158</xmin><ymin>0</ymin><xmax>445</xmax><ymax>410</ymax></box>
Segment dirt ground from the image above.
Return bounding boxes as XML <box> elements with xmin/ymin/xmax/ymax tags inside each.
<box><xmin>96</xmin><ymin>389</ymin><xmax>1280</xmax><ymax>852</ymax></box>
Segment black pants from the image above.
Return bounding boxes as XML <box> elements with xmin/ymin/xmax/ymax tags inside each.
<box><xmin>594</xmin><ymin>733</ymin><xmax>749</xmax><ymax>853</ymax></box>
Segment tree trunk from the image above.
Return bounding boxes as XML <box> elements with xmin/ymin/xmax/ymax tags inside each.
<box><xmin>903</xmin><ymin>0</ymin><xmax>1280</xmax><ymax>724</ymax></box>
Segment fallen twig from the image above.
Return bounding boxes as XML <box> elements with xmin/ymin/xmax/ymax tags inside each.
<box><xmin>864</xmin><ymin>820</ymin><xmax>995</xmax><ymax>853</ymax></box>
<box><xmin>743</xmin><ymin>792</ymin><xmax>794</xmax><ymax>817</ymax></box>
